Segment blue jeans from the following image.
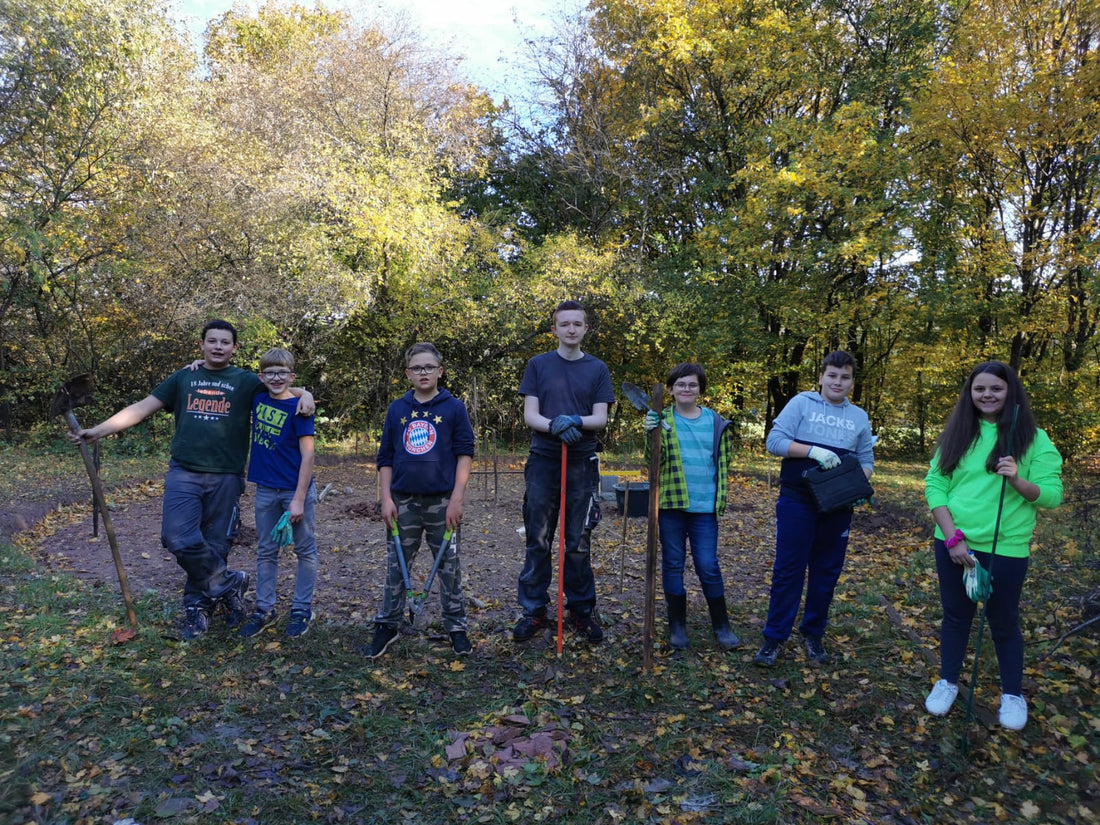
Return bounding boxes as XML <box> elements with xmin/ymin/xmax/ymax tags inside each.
<box><xmin>253</xmin><ymin>482</ymin><xmax>318</xmax><ymax>614</ymax></box>
<box><xmin>658</xmin><ymin>510</ymin><xmax>724</xmax><ymax>598</ymax></box>
<box><xmin>161</xmin><ymin>461</ymin><xmax>246</xmax><ymax>609</ymax></box>
<box><xmin>518</xmin><ymin>451</ymin><xmax>600</xmax><ymax>617</ymax></box>
<box><xmin>762</xmin><ymin>494</ymin><xmax>852</xmax><ymax>641</ymax></box>
<box><xmin>934</xmin><ymin>540</ymin><xmax>1028</xmax><ymax>695</ymax></box>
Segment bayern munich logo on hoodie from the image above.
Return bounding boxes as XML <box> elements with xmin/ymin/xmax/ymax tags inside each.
<box><xmin>404</xmin><ymin>419</ymin><xmax>437</xmax><ymax>455</ymax></box>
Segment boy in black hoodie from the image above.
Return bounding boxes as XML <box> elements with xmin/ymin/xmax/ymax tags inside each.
<box><xmin>364</xmin><ymin>343</ymin><xmax>475</xmax><ymax>658</ymax></box>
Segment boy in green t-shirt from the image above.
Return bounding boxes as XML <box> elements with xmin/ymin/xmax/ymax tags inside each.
<box><xmin>69</xmin><ymin>320</ymin><xmax>314</xmax><ymax>640</ymax></box>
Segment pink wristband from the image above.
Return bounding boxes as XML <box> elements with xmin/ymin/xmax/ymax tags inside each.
<box><xmin>944</xmin><ymin>529</ymin><xmax>965</xmax><ymax>549</ymax></box>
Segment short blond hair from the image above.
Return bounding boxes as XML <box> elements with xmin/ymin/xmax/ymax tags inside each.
<box><xmin>259</xmin><ymin>348</ymin><xmax>295</xmax><ymax>371</ymax></box>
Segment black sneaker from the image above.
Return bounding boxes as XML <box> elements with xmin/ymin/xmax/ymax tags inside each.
<box><xmin>286</xmin><ymin>609</ymin><xmax>314</xmax><ymax>638</ymax></box>
<box><xmin>753</xmin><ymin>639</ymin><xmax>782</xmax><ymax>667</ymax></box>
<box><xmin>237</xmin><ymin>608</ymin><xmax>278</xmax><ymax>638</ymax></box>
<box><xmin>219</xmin><ymin>571</ymin><xmax>250</xmax><ymax>629</ymax></box>
<box><xmin>512</xmin><ymin>614</ymin><xmax>549</xmax><ymax>642</ymax></box>
<box><xmin>802</xmin><ymin>635</ymin><xmax>830</xmax><ymax>665</ymax></box>
<box><xmin>180</xmin><ymin>606</ymin><xmax>210</xmax><ymax>640</ymax></box>
<box><xmin>450</xmin><ymin>630</ymin><xmax>472</xmax><ymax>655</ymax></box>
<box><xmin>571</xmin><ymin>612</ymin><xmax>604</xmax><ymax>643</ymax></box>
<box><xmin>361</xmin><ymin>623</ymin><xmax>399</xmax><ymax>659</ymax></box>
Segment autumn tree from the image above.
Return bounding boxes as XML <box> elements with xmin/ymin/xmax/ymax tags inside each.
<box><xmin>908</xmin><ymin>0</ymin><xmax>1100</xmax><ymax>449</ymax></box>
<box><xmin>558</xmin><ymin>0</ymin><xmax>943</xmax><ymax>429</ymax></box>
<box><xmin>0</xmin><ymin>0</ymin><xmax>188</xmax><ymax>432</ymax></box>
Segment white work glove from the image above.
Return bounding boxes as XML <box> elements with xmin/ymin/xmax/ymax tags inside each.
<box><xmin>644</xmin><ymin>411</ymin><xmax>660</xmax><ymax>432</ymax></box>
<box><xmin>807</xmin><ymin>446</ymin><xmax>841</xmax><ymax>469</ymax></box>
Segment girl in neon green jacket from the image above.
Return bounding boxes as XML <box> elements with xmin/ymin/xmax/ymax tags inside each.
<box><xmin>923</xmin><ymin>361</ymin><xmax>1062</xmax><ymax>731</ymax></box>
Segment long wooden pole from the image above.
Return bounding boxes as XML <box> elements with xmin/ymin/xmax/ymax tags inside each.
<box><xmin>643</xmin><ymin>383</ymin><xmax>663</xmax><ymax>671</ymax></box>
<box><xmin>618</xmin><ymin>481</ymin><xmax>630</xmax><ymax>592</ymax></box>
<box><xmin>62</xmin><ymin>411</ymin><xmax>138</xmax><ymax>627</ymax></box>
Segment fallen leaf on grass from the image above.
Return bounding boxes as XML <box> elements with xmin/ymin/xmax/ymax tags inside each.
<box><xmin>155</xmin><ymin>797</ymin><xmax>195</xmax><ymax>817</ymax></box>
<box><xmin>789</xmin><ymin>793</ymin><xmax>843</xmax><ymax>817</ymax></box>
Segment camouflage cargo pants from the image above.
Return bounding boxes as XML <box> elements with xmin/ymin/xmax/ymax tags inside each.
<box><xmin>375</xmin><ymin>492</ymin><xmax>467</xmax><ymax>632</ymax></box>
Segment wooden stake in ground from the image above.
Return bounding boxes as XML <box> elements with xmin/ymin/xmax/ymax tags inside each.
<box><xmin>618</xmin><ymin>480</ymin><xmax>631</xmax><ymax>593</ymax></box>
<box><xmin>51</xmin><ymin>375</ymin><xmax>138</xmax><ymax>628</ymax></box>
<box><xmin>643</xmin><ymin>383</ymin><xmax>663</xmax><ymax>671</ymax></box>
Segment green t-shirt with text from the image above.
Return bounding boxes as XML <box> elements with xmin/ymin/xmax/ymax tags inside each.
<box><xmin>151</xmin><ymin>365</ymin><xmax>262</xmax><ymax>474</ymax></box>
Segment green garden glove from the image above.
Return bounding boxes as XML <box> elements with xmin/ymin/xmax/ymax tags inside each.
<box><xmin>271</xmin><ymin>511</ymin><xmax>294</xmax><ymax>549</ymax></box>
<box><xmin>963</xmin><ymin>557</ymin><xmax>992</xmax><ymax>603</ymax></box>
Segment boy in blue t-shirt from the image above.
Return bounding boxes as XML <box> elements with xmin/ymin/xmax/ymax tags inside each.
<box><xmin>363</xmin><ymin>343</ymin><xmax>475</xmax><ymax>658</ymax></box>
<box><xmin>238</xmin><ymin>349</ymin><xmax>318</xmax><ymax>639</ymax></box>
<box><xmin>69</xmin><ymin>320</ymin><xmax>314</xmax><ymax>642</ymax></box>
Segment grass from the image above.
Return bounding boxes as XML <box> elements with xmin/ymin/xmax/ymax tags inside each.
<box><xmin>1</xmin><ymin>450</ymin><xmax>1098</xmax><ymax>824</ymax></box>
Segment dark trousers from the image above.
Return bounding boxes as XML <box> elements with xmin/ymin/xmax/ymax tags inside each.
<box><xmin>934</xmin><ymin>539</ymin><xmax>1028</xmax><ymax>695</ymax></box>
<box><xmin>161</xmin><ymin>461</ymin><xmax>245</xmax><ymax>609</ymax></box>
<box><xmin>763</xmin><ymin>494</ymin><xmax>852</xmax><ymax>641</ymax></box>
<box><xmin>518</xmin><ymin>451</ymin><xmax>600</xmax><ymax>617</ymax></box>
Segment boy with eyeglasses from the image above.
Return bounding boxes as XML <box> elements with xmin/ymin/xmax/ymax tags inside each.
<box><xmin>364</xmin><ymin>343</ymin><xmax>475</xmax><ymax>658</ymax></box>
<box><xmin>643</xmin><ymin>363</ymin><xmax>740</xmax><ymax>652</ymax></box>
<box><xmin>67</xmin><ymin>321</ymin><xmax>314</xmax><ymax>641</ymax></box>
<box><xmin>238</xmin><ymin>349</ymin><xmax>318</xmax><ymax>639</ymax></box>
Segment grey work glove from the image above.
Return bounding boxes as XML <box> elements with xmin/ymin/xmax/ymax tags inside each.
<box><xmin>807</xmin><ymin>446</ymin><xmax>841</xmax><ymax>469</ymax></box>
<box><xmin>550</xmin><ymin>415</ymin><xmax>583</xmax><ymax>437</ymax></box>
<box><xmin>644</xmin><ymin>411</ymin><xmax>661</xmax><ymax>432</ymax></box>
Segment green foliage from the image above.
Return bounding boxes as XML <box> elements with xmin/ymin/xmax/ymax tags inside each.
<box><xmin>1</xmin><ymin>0</ymin><xmax>1099</xmax><ymax>453</ymax></box>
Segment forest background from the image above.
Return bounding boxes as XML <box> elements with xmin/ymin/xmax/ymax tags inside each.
<box><xmin>3</xmin><ymin>3</ymin><xmax>1100</xmax><ymax>824</ymax></box>
<box><xmin>2</xmin><ymin>0</ymin><xmax>1099</xmax><ymax>454</ymax></box>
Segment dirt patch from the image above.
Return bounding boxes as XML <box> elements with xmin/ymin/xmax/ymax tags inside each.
<box><xmin>16</xmin><ymin>455</ymin><xmax>925</xmax><ymax>641</ymax></box>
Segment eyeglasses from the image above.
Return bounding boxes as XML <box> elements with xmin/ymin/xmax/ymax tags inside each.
<box><xmin>261</xmin><ymin>371</ymin><xmax>291</xmax><ymax>380</ymax></box>
<box><xmin>407</xmin><ymin>365</ymin><xmax>440</xmax><ymax>375</ymax></box>
<box><xmin>672</xmin><ymin>382</ymin><xmax>700</xmax><ymax>391</ymax></box>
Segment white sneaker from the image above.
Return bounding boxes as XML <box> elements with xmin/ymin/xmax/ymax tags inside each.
<box><xmin>925</xmin><ymin>679</ymin><xmax>959</xmax><ymax>716</ymax></box>
<box><xmin>999</xmin><ymin>694</ymin><xmax>1028</xmax><ymax>730</ymax></box>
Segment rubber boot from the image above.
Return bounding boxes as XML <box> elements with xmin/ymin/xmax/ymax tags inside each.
<box><xmin>666</xmin><ymin>593</ymin><xmax>688</xmax><ymax>650</ymax></box>
<box><xmin>706</xmin><ymin>596</ymin><xmax>741</xmax><ymax>650</ymax></box>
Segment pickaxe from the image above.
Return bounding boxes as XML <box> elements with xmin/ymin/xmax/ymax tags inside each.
<box><xmin>51</xmin><ymin>374</ymin><xmax>138</xmax><ymax>627</ymax></box>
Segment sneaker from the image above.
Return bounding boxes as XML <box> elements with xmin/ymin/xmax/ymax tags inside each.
<box><xmin>219</xmin><ymin>571</ymin><xmax>250</xmax><ymax>629</ymax></box>
<box><xmin>753</xmin><ymin>639</ymin><xmax>782</xmax><ymax>667</ymax></box>
<box><xmin>802</xmin><ymin>635</ymin><xmax>830</xmax><ymax>665</ymax></box>
<box><xmin>450</xmin><ymin>630</ymin><xmax>472</xmax><ymax>655</ymax></box>
<box><xmin>512</xmin><ymin>614</ymin><xmax>550</xmax><ymax>642</ymax></box>
<box><xmin>998</xmin><ymin>694</ymin><xmax>1028</xmax><ymax>730</ymax></box>
<box><xmin>237</xmin><ymin>609</ymin><xmax>278</xmax><ymax>638</ymax></box>
<box><xmin>361</xmin><ymin>623</ymin><xmax>399</xmax><ymax>659</ymax></box>
<box><xmin>571</xmin><ymin>612</ymin><xmax>604</xmax><ymax>643</ymax></box>
<box><xmin>180</xmin><ymin>606</ymin><xmax>210</xmax><ymax>640</ymax></box>
<box><xmin>925</xmin><ymin>679</ymin><xmax>959</xmax><ymax>716</ymax></box>
<box><xmin>285</xmin><ymin>609</ymin><xmax>314</xmax><ymax>638</ymax></box>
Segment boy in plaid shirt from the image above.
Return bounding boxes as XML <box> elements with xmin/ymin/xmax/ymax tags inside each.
<box><xmin>645</xmin><ymin>362</ymin><xmax>740</xmax><ymax>651</ymax></box>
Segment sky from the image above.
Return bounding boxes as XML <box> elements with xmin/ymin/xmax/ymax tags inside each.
<box><xmin>173</xmin><ymin>0</ymin><xmax>580</xmax><ymax>100</ymax></box>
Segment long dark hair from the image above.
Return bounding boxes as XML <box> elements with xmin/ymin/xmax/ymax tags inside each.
<box><xmin>934</xmin><ymin>361</ymin><xmax>1037</xmax><ymax>475</ymax></box>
